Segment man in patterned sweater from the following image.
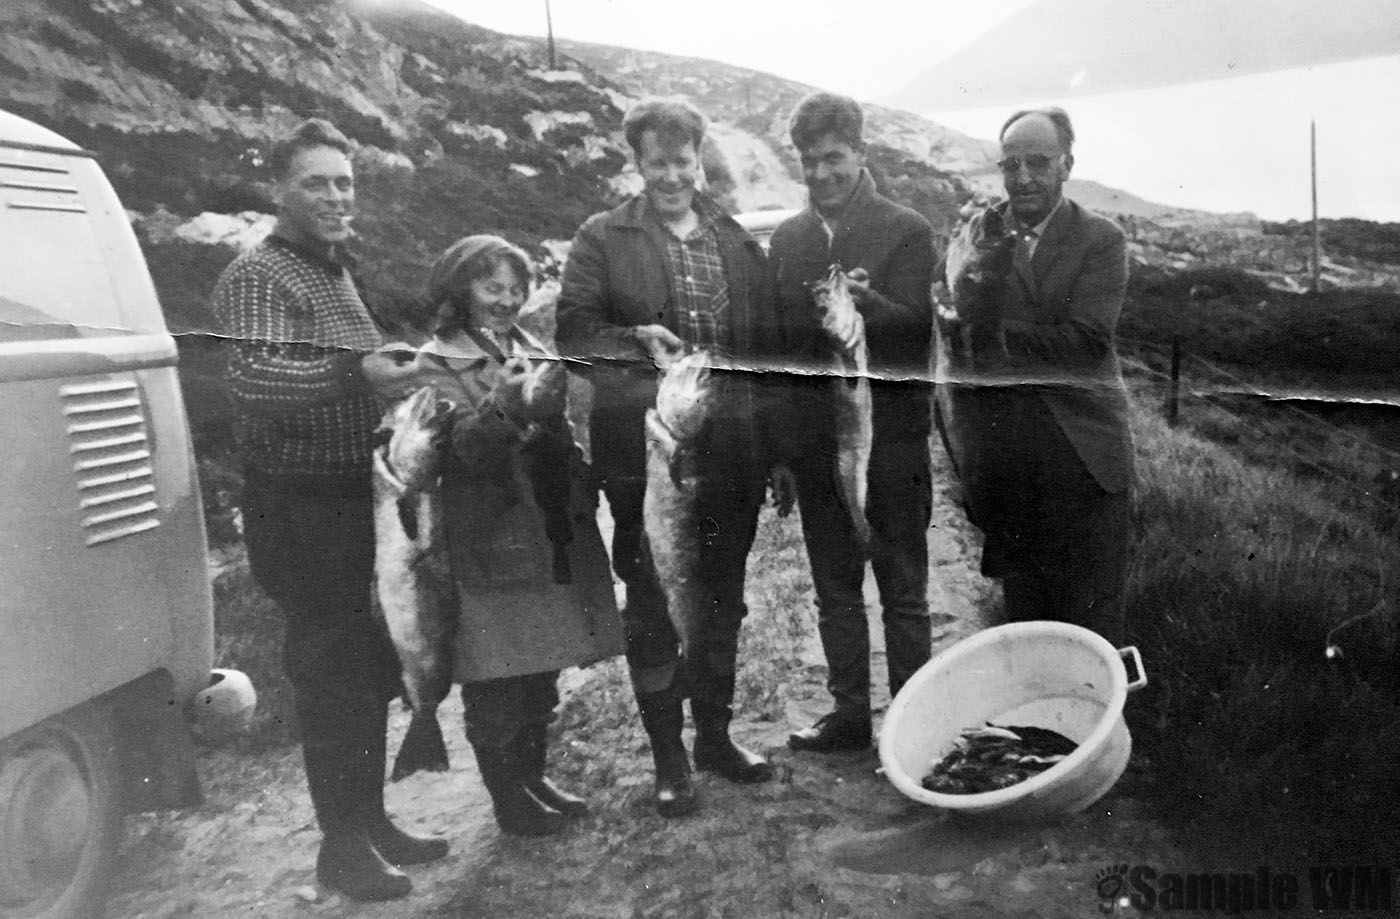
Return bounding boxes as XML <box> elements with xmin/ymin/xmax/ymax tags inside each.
<box><xmin>212</xmin><ymin>119</ymin><xmax>444</xmax><ymax>901</ymax></box>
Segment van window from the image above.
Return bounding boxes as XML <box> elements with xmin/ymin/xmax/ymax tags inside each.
<box><xmin>0</xmin><ymin>155</ymin><xmax>126</xmax><ymax>341</ymax></box>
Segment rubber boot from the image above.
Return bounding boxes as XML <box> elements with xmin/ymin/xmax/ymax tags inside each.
<box><xmin>303</xmin><ymin>740</ymin><xmax>408</xmax><ymax>898</ymax></box>
<box><xmin>636</xmin><ymin>687</ymin><xmax>697</xmax><ymax>817</ymax></box>
<box><xmin>359</xmin><ymin>707</ymin><xmax>450</xmax><ymax>866</ymax></box>
<box><xmin>691</xmin><ymin>700</ymin><xmax>773</xmax><ymax>784</ymax></box>
<box><xmin>520</xmin><ymin>724</ymin><xmax>588</xmax><ymax>818</ymax></box>
<box><xmin>473</xmin><ymin>741</ymin><xmax>566</xmax><ymax>837</ymax></box>
<box><xmin>316</xmin><ymin>825</ymin><xmax>412</xmax><ymax>902</ymax></box>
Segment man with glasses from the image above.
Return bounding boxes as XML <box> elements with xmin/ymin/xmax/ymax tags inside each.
<box><xmin>936</xmin><ymin>106</ymin><xmax>1133</xmax><ymax>644</ymax></box>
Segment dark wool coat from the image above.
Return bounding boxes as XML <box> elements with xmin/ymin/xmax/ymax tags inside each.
<box><xmin>767</xmin><ymin>170</ymin><xmax>935</xmax><ymax>460</ymax></box>
<box><xmin>555</xmin><ymin>193</ymin><xmax>785</xmax><ymax>481</ymax></box>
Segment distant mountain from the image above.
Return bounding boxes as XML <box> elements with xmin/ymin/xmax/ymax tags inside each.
<box><xmin>884</xmin><ymin>0</ymin><xmax>1400</xmax><ymax>113</ymax></box>
<box><xmin>1062</xmin><ymin>179</ymin><xmax>1186</xmax><ymax>220</ymax></box>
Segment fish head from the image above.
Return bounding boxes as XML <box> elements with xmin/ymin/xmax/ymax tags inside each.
<box><xmin>519</xmin><ymin>355</ymin><xmax>567</xmax><ymax>417</ymax></box>
<box><xmin>385</xmin><ymin>385</ymin><xmax>455</xmax><ymax>489</ymax></box>
<box><xmin>946</xmin><ymin>201</ymin><xmax>1015</xmax><ymax>297</ymax></box>
<box><xmin>808</xmin><ymin>264</ymin><xmax>862</xmax><ymax>350</ymax></box>
<box><xmin>495</xmin><ymin>355</ymin><xmax>567</xmax><ymax>422</ymax></box>
<box><xmin>975</xmin><ymin>208</ymin><xmax>1016</xmax><ymax>272</ymax></box>
<box><xmin>654</xmin><ymin>350</ymin><xmax>712</xmax><ymax>444</ymax></box>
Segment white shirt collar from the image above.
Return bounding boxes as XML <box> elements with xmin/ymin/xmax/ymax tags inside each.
<box><xmin>1012</xmin><ymin>196</ymin><xmax>1064</xmax><ymax>258</ymax></box>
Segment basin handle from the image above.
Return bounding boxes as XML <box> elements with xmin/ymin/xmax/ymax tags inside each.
<box><xmin>1119</xmin><ymin>645</ymin><xmax>1148</xmax><ymax>691</ymax></box>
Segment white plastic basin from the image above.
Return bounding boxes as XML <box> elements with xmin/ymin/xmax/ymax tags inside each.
<box><xmin>879</xmin><ymin>621</ymin><xmax>1147</xmax><ymax>822</ymax></box>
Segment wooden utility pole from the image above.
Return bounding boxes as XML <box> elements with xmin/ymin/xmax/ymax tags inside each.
<box><xmin>1311</xmin><ymin>120</ymin><xmax>1321</xmax><ymax>294</ymax></box>
<box><xmin>545</xmin><ymin>0</ymin><xmax>556</xmax><ymax>70</ymax></box>
<box><xmin>1167</xmin><ymin>336</ymin><xmax>1182</xmax><ymax>427</ymax></box>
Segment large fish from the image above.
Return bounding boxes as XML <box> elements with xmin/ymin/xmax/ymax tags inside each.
<box><xmin>933</xmin><ymin>199</ymin><xmax>1019</xmax><ymax>483</ymax></box>
<box><xmin>641</xmin><ymin>351</ymin><xmax>714</xmax><ymax>657</ymax></box>
<box><xmin>940</xmin><ymin>199</ymin><xmax>1017</xmax><ymax>365</ymax></box>
<box><xmin>497</xmin><ymin>354</ymin><xmax>576</xmax><ymax>585</ymax></box>
<box><xmin>372</xmin><ymin>385</ymin><xmax>458</xmax><ymax>782</ymax></box>
<box><xmin>810</xmin><ymin>264</ymin><xmax>873</xmax><ymax>552</ymax></box>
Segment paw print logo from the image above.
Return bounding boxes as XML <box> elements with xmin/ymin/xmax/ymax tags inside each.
<box><xmin>1096</xmin><ymin>864</ymin><xmax>1131</xmax><ymax>912</ymax></box>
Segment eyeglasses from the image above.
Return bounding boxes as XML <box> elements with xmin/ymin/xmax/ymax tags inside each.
<box><xmin>997</xmin><ymin>154</ymin><xmax>1063</xmax><ymax>175</ymax></box>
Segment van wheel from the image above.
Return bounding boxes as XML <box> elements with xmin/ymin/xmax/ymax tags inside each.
<box><xmin>0</xmin><ymin>704</ymin><xmax>123</xmax><ymax>919</ymax></box>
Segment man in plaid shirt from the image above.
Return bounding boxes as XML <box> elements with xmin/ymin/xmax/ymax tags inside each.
<box><xmin>212</xmin><ymin>119</ymin><xmax>444</xmax><ymax>901</ymax></box>
<box><xmin>557</xmin><ymin>98</ymin><xmax>787</xmax><ymax>819</ymax></box>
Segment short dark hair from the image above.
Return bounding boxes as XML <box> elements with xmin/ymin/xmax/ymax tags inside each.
<box><xmin>268</xmin><ymin>119</ymin><xmax>353</xmax><ymax>179</ymax></box>
<box><xmin>999</xmin><ymin>107</ymin><xmax>1075</xmax><ymax>153</ymax></box>
<box><xmin>622</xmin><ymin>97</ymin><xmax>707</xmax><ymax>157</ymax></box>
<box><xmin>788</xmin><ymin>92</ymin><xmax>864</xmax><ymax>152</ymax></box>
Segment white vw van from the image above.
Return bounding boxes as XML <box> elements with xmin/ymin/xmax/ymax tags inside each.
<box><xmin>0</xmin><ymin>108</ymin><xmax>228</xmax><ymax>919</ymax></box>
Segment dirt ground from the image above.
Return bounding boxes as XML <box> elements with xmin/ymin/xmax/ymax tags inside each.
<box><xmin>102</xmin><ymin>448</ymin><xmax>1184</xmax><ymax>919</ymax></box>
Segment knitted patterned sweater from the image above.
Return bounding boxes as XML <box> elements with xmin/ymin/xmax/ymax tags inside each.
<box><xmin>211</xmin><ymin>235</ymin><xmax>383</xmax><ymax>478</ymax></box>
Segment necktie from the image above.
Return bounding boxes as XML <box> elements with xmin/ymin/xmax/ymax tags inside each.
<box><xmin>1014</xmin><ymin>230</ymin><xmax>1035</xmax><ymax>277</ymax></box>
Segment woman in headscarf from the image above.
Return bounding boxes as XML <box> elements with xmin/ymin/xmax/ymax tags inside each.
<box><xmin>370</xmin><ymin>235</ymin><xmax>624</xmax><ymax>836</ymax></box>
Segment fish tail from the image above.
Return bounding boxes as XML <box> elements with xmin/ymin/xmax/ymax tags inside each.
<box><xmin>390</xmin><ymin>707</ymin><xmax>449</xmax><ymax>782</ymax></box>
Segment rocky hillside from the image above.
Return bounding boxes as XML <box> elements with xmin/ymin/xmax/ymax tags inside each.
<box><xmin>0</xmin><ymin>0</ymin><xmax>642</xmax><ymax>331</ymax></box>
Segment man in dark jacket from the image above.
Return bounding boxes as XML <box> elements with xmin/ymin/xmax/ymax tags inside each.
<box><xmin>769</xmin><ymin>92</ymin><xmax>936</xmax><ymax>754</ymax></box>
<box><xmin>556</xmin><ymin>97</ymin><xmax>784</xmax><ymax>817</ymax></box>
<box><xmin>935</xmin><ymin>107</ymin><xmax>1132</xmax><ymax>644</ymax></box>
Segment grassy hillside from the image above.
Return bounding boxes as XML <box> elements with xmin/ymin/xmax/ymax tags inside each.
<box><xmin>1123</xmin><ymin>384</ymin><xmax>1400</xmax><ymax>863</ymax></box>
<box><xmin>1123</xmin><ymin>263</ymin><xmax>1400</xmax><ymax>393</ymax></box>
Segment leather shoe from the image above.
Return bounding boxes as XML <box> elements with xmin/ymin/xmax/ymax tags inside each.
<box><xmin>366</xmin><ymin>814</ymin><xmax>449</xmax><ymax>866</ymax></box>
<box><xmin>317</xmin><ymin>829</ymin><xmax>412</xmax><ymax>902</ymax></box>
<box><xmin>693</xmin><ymin>735</ymin><xmax>773</xmax><ymax>783</ymax></box>
<box><xmin>655</xmin><ymin>771</ymin><xmax>698</xmax><ymax>818</ymax></box>
<box><xmin>787</xmin><ymin>713</ymin><xmax>872</xmax><ymax>753</ymax></box>
<box><xmin>653</xmin><ymin>746</ymin><xmax>698</xmax><ymax>818</ymax></box>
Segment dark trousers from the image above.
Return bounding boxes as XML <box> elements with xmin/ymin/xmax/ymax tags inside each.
<box><xmin>460</xmin><ymin>670</ymin><xmax>560</xmax><ymax>752</ymax></box>
<box><xmin>594</xmin><ymin>408</ymin><xmax>766</xmax><ymax>706</ymax></box>
<box><xmin>241</xmin><ymin>470</ymin><xmax>400</xmax><ymax>832</ymax></box>
<box><xmin>958</xmin><ymin>390</ymin><xmax>1130</xmax><ymax>645</ymax></box>
<box><xmin>793</xmin><ymin>436</ymin><xmax>934</xmax><ymax>717</ymax></box>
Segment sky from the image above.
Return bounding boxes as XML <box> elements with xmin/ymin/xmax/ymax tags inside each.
<box><xmin>417</xmin><ymin>0</ymin><xmax>1400</xmax><ymax>221</ymax></box>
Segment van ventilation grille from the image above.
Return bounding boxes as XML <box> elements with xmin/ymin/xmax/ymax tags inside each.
<box><xmin>60</xmin><ymin>379</ymin><xmax>160</xmax><ymax>546</ymax></box>
<box><xmin>1</xmin><ymin>160</ymin><xmax>85</xmax><ymax>214</ymax></box>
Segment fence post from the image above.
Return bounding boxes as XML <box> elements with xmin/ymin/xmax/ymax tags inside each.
<box><xmin>1167</xmin><ymin>336</ymin><xmax>1182</xmax><ymax>427</ymax></box>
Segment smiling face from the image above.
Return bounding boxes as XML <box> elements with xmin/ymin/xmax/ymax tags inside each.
<box><xmin>999</xmin><ymin>113</ymin><xmax>1072</xmax><ymax>227</ymax></box>
<box><xmin>464</xmin><ymin>258</ymin><xmax>528</xmax><ymax>335</ymax></box>
<box><xmin>637</xmin><ymin>128</ymin><xmax>701</xmax><ymax>223</ymax></box>
<box><xmin>800</xmin><ymin>132</ymin><xmax>865</xmax><ymax>217</ymax></box>
<box><xmin>274</xmin><ymin>144</ymin><xmax>354</xmax><ymax>249</ymax></box>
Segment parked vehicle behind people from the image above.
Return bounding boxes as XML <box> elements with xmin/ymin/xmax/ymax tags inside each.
<box><xmin>0</xmin><ymin>107</ymin><xmax>244</xmax><ymax>919</ymax></box>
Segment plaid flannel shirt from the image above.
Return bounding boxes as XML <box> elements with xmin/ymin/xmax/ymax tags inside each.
<box><xmin>211</xmin><ymin>235</ymin><xmax>384</xmax><ymax>477</ymax></box>
<box><xmin>658</xmin><ymin>202</ymin><xmax>733</xmax><ymax>350</ymax></box>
